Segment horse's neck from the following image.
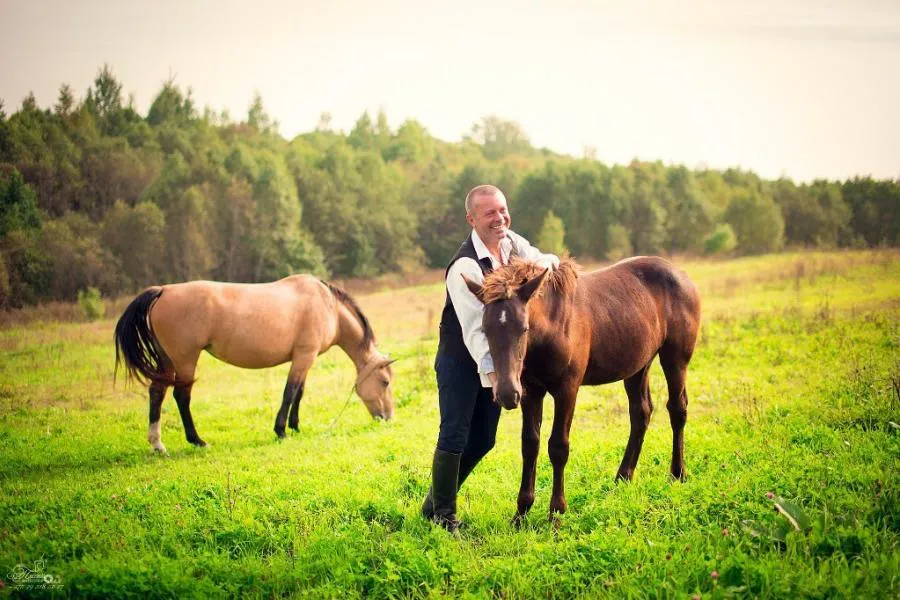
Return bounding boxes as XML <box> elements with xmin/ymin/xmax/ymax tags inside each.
<box><xmin>334</xmin><ymin>304</ymin><xmax>376</xmax><ymax>372</ymax></box>
<box><xmin>529</xmin><ymin>288</ymin><xmax>576</xmax><ymax>347</ymax></box>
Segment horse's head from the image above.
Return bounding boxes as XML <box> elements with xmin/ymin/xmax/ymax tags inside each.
<box><xmin>355</xmin><ymin>356</ymin><xmax>396</xmax><ymax>420</ymax></box>
<box><xmin>463</xmin><ymin>267</ymin><xmax>550</xmax><ymax>410</ymax></box>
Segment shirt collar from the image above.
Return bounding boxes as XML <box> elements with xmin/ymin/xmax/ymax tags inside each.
<box><xmin>471</xmin><ymin>229</ymin><xmax>512</xmax><ymax>266</ymax></box>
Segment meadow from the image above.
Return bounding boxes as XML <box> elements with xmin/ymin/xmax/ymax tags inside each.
<box><xmin>0</xmin><ymin>250</ymin><xmax>897</xmax><ymax>598</ymax></box>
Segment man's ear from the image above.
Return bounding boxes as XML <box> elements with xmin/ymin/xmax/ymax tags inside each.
<box><xmin>461</xmin><ymin>273</ymin><xmax>484</xmax><ymax>301</ymax></box>
<box><xmin>516</xmin><ymin>268</ymin><xmax>549</xmax><ymax>304</ymax></box>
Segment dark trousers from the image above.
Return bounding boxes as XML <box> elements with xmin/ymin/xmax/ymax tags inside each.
<box><xmin>435</xmin><ymin>355</ymin><xmax>502</xmax><ymax>479</ymax></box>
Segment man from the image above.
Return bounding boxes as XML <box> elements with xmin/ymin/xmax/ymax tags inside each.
<box><xmin>423</xmin><ymin>184</ymin><xmax>559</xmax><ymax>532</ymax></box>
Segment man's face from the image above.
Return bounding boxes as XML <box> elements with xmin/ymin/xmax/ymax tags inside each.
<box><xmin>466</xmin><ymin>191</ymin><xmax>511</xmax><ymax>246</ymax></box>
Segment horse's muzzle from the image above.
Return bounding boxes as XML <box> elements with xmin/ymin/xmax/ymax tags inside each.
<box><xmin>496</xmin><ymin>387</ymin><xmax>521</xmax><ymax>410</ymax></box>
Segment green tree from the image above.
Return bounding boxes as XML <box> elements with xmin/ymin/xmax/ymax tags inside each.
<box><xmin>773</xmin><ymin>179</ymin><xmax>850</xmax><ymax>247</ymax></box>
<box><xmin>468</xmin><ymin>115</ymin><xmax>533</xmax><ymax>160</ymax></box>
<box><xmin>513</xmin><ymin>161</ymin><xmax>565</xmax><ymax>240</ymax></box>
<box><xmin>147</xmin><ymin>80</ymin><xmax>196</xmax><ymax>127</ymax></box>
<box><xmin>624</xmin><ymin>162</ymin><xmax>668</xmax><ymax>254</ymax></box>
<box><xmin>563</xmin><ymin>160</ymin><xmax>623</xmax><ymax>258</ymax></box>
<box><xmin>39</xmin><ymin>213</ymin><xmax>124</xmax><ymax>300</ymax></box>
<box><xmin>249</xmin><ymin>149</ymin><xmax>302</xmax><ymax>280</ymax></box>
<box><xmin>703</xmin><ymin>224</ymin><xmax>737</xmax><ymax>255</ymax></box>
<box><xmin>383</xmin><ymin>119</ymin><xmax>435</xmax><ymax>164</ymax></box>
<box><xmin>415</xmin><ymin>162</ymin><xmax>495</xmax><ymax>268</ymax></box>
<box><xmin>0</xmin><ymin>167</ymin><xmax>42</xmax><ymax>237</ymax></box>
<box><xmin>79</xmin><ymin>137</ymin><xmax>158</xmax><ymax>218</ymax></box>
<box><xmin>247</xmin><ymin>91</ymin><xmax>277</xmax><ymax>135</ymax></box>
<box><xmin>842</xmin><ymin>177</ymin><xmax>900</xmax><ymax>246</ymax></box>
<box><xmin>535</xmin><ymin>210</ymin><xmax>567</xmax><ymax>256</ymax></box>
<box><xmin>102</xmin><ymin>200</ymin><xmax>166</xmax><ymax>287</ymax></box>
<box><xmin>86</xmin><ymin>64</ymin><xmax>126</xmax><ymax>136</ymax></box>
<box><xmin>408</xmin><ymin>160</ymin><xmax>453</xmax><ymax>268</ymax></box>
<box><xmin>724</xmin><ymin>190</ymin><xmax>784</xmax><ymax>255</ymax></box>
<box><xmin>348</xmin><ymin>111</ymin><xmax>376</xmax><ymax>151</ymax></box>
<box><xmin>55</xmin><ymin>84</ymin><xmax>75</xmax><ymax>119</ymax></box>
<box><xmin>663</xmin><ymin>166</ymin><xmax>713</xmax><ymax>253</ymax></box>
<box><xmin>163</xmin><ymin>185</ymin><xmax>214</xmax><ymax>282</ymax></box>
<box><xmin>0</xmin><ymin>229</ymin><xmax>52</xmax><ymax>307</ymax></box>
<box><xmin>606</xmin><ymin>224</ymin><xmax>633</xmax><ymax>261</ymax></box>
<box><xmin>213</xmin><ymin>178</ymin><xmax>256</xmax><ymax>281</ymax></box>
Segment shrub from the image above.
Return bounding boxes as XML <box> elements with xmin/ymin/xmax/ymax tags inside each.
<box><xmin>77</xmin><ymin>287</ymin><xmax>105</xmax><ymax>320</ymax></box>
<box><xmin>703</xmin><ymin>224</ymin><xmax>737</xmax><ymax>255</ymax></box>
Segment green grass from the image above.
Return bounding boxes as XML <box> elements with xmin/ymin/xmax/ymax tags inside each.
<box><xmin>1</xmin><ymin>250</ymin><xmax>898</xmax><ymax>598</ymax></box>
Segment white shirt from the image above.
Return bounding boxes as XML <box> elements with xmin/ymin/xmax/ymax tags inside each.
<box><xmin>446</xmin><ymin>229</ymin><xmax>560</xmax><ymax>387</ymax></box>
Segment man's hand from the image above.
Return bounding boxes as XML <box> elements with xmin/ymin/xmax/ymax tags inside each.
<box><xmin>487</xmin><ymin>372</ymin><xmax>499</xmax><ymax>405</ymax></box>
<box><xmin>535</xmin><ymin>255</ymin><xmax>560</xmax><ymax>271</ymax></box>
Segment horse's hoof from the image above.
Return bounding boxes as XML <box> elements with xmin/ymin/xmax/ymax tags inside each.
<box><xmin>511</xmin><ymin>513</ymin><xmax>527</xmax><ymax>529</ymax></box>
<box><xmin>288</xmin><ymin>424</ymin><xmax>299</xmax><ymax>432</ymax></box>
<box><xmin>274</xmin><ymin>430</ymin><xmax>286</xmax><ymax>439</ymax></box>
<box><xmin>189</xmin><ymin>439</ymin><xmax>207</xmax><ymax>447</ymax></box>
<box><xmin>549</xmin><ymin>502</ymin><xmax>567</xmax><ymax>519</ymax></box>
<box><xmin>151</xmin><ymin>445</ymin><xmax>168</xmax><ymax>455</ymax></box>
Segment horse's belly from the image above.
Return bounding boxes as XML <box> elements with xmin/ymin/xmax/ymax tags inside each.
<box><xmin>581</xmin><ymin>369</ymin><xmax>627</xmax><ymax>386</ymax></box>
<box><xmin>582</xmin><ymin>338</ymin><xmax>660</xmax><ymax>385</ymax></box>
<box><xmin>205</xmin><ymin>337</ymin><xmax>294</xmax><ymax>369</ymax></box>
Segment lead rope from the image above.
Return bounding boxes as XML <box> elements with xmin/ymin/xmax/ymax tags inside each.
<box><xmin>326</xmin><ymin>384</ymin><xmax>357</xmax><ymax>432</ymax></box>
<box><xmin>326</xmin><ymin>362</ymin><xmax>377</xmax><ymax>432</ymax></box>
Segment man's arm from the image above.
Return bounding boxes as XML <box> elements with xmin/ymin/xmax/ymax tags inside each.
<box><xmin>508</xmin><ymin>230</ymin><xmax>560</xmax><ymax>269</ymax></box>
<box><xmin>446</xmin><ymin>257</ymin><xmax>495</xmax><ymax>388</ymax></box>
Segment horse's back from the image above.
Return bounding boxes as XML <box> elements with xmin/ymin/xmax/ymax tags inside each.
<box><xmin>149</xmin><ymin>275</ymin><xmax>336</xmax><ymax>369</ymax></box>
<box><xmin>585</xmin><ymin>256</ymin><xmax>699</xmax><ymax>315</ymax></box>
<box><xmin>576</xmin><ymin>257</ymin><xmax>700</xmax><ymax>383</ymax></box>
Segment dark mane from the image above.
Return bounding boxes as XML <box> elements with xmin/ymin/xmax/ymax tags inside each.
<box><xmin>320</xmin><ymin>280</ymin><xmax>375</xmax><ymax>349</ymax></box>
<box><xmin>481</xmin><ymin>257</ymin><xmax>580</xmax><ymax>303</ymax></box>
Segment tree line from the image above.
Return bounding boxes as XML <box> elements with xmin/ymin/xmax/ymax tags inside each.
<box><xmin>1</xmin><ymin>65</ymin><xmax>897</xmax><ymax>308</ymax></box>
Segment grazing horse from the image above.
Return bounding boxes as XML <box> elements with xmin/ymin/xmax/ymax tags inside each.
<box><xmin>462</xmin><ymin>256</ymin><xmax>701</xmax><ymax>524</ymax></box>
<box><xmin>114</xmin><ymin>274</ymin><xmax>395</xmax><ymax>453</ymax></box>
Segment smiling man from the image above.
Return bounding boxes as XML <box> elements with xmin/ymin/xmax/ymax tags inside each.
<box><xmin>422</xmin><ymin>184</ymin><xmax>560</xmax><ymax>532</ymax></box>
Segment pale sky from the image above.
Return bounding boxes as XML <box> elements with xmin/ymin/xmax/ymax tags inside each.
<box><xmin>2</xmin><ymin>0</ymin><xmax>899</xmax><ymax>182</ymax></box>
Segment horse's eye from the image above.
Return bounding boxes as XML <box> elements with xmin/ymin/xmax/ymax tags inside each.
<box><xmin>381</xmin><ymin>380</ymin><xmax>389</xmax><ymax>388</ymax></box>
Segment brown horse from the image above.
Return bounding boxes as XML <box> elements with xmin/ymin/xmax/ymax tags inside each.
<box><xmin>114</xmin><ymin>274</ymin><xmax>395</xmax><ymax>453</ymax></box>
<box><xmin>462</xmin><ymin>256</ymin><xmax>701</xmax><ymax>524</ymax></box>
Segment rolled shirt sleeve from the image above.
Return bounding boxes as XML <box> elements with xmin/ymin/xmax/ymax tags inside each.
<box><xmin>446</xmin><ymin>257</ymin><xmax>495</xmax><ymax>388</ymax></box>
<box><xmin>508</xmin><ymin>230</ymin><xmax>560</xmax><ymax>270</ymax></box>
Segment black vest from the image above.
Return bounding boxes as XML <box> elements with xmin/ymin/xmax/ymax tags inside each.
<box><xmin>436</xmin><ymin>234</ymin><xmax>498</xmax><ymax>372</ymax></box>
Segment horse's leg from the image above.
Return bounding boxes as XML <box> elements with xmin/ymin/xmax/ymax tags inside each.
<box><xmin>615</xmin><ymin>362</ymin><xmax>653</xmax><ymax>482</ymax></box>
<box><xmin>288</xmin><ymin>382</ymin><xmax>306</xmax><ymax>432</ymax></box>
<box><xmin>660</xmin><ymin>347</ymin><xmax>690</xmax><ymax>481</ymax></box>
<box><xmin>275</xmin><ymin>353</ymin><xmax>315</xmax><ymax>438</ymax></box>
<box><xmin>512</xmin><ymin>387</ymin><xmax>546</xmax><ymax>527</ymax></box>
<box><xmin>547</xmin><ymin>384</ymin><xmax>578</xmax><ymax>520</ymax></box>
<box><xmin>148</xmin><ymin>381</ymin><xmax>169</xmax><ymax>453</ymax></box>
<box><xmin>148</xmin><ymin>357</ymin><xmax>174</xmax><ymax>453</ymax></box>
<box><xmin>172</xmin><ymin>362</ymin><xmax>205</xmax><ymax>447</ymax></box>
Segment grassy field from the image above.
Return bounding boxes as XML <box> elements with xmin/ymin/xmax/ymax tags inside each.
<box><xmin>0</xmin><ymin>250</ymin><xmax>898</xmax><ymax>598</ymax></box>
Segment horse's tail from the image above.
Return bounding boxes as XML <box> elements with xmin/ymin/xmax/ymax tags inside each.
<box><xmin>114</xmin><ymin>287</ymin><xmax>176</xmax><ymax>387</ymax></box>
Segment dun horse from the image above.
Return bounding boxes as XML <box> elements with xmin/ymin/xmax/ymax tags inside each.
<box><xmin>462</xmin><ymin>256</ymin><xmax>701</xmax><ymax>524</ymax></box>
<box><xmin>114</xmin><ymin>275</ymin><xmax>395</xmax><ymax>453</ymax></box>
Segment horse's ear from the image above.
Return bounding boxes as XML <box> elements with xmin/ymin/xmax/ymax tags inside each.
<box><xmin>461</xmin><ymin>273</ymin><xmax>484</xmax><ymax>301</ymax></box>
<box><xmin>517</xmin><ymin>268</ymin><xmax>550</xmax><ymax>304</ymax></box>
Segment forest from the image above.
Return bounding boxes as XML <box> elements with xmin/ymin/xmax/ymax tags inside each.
<box><xmin>1</xmin><ymin>65</ymin><xmax>897</xmax><ymax>308</ymax></box>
